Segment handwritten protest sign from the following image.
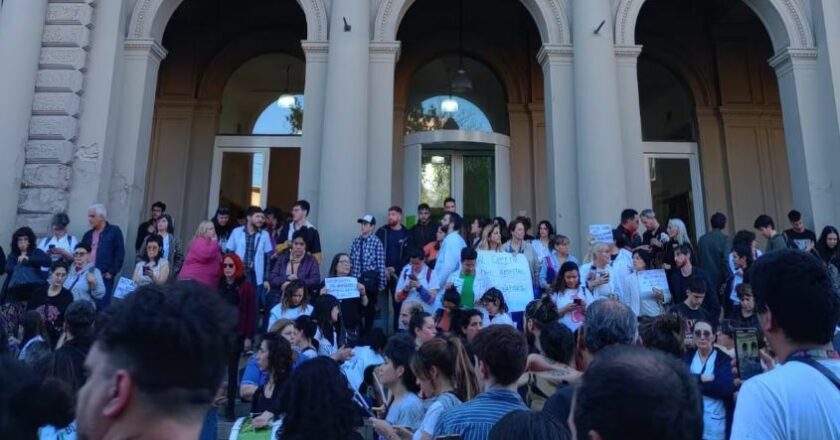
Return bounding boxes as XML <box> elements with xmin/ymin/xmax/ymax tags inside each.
<box><xmin>325</xmin><ymin>276</ymin><xmax>360</xmax><ymax>300</ymax></box>
<box><xmin>589</xmin><ymin>224</ymin><xmax>614</xmax><ymax>244</ymax></box>
<box><xmin>113</xmin><ymin>277</ymin><xmax>138</xmax><ymax>300</ymax></box>
<box><xmin>638</xmin><ymin>269</ymin><xmax>670</xmax><ymax>293</ymax></box>
<box><xmin>473</xmin><ymin>251</ymin><xmax>533</xmax><ymax>313</ymax></box>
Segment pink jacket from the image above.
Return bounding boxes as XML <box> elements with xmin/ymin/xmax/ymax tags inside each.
<box><xmin>177</xmin><ymin>237</ymin><xmax>222</xmax><ymax>288</ymax></box>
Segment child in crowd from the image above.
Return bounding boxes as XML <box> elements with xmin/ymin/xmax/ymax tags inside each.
<box><xmin>434</xmin><ymin>288</ymin><xmax>463</xmax><ymax>335</ymax></box>
<box><xmin>480</xmin><ymin>288</ymin><xmax>515</xmax><ymax>328</ymax></box>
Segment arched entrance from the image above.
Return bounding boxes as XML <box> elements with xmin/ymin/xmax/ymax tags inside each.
<box><xmin>616</xmin><ymin>0</ymin><xmax>839</xmax><ymax>232</ymax></box>
<box><xmin>114</xmin><ymin>0</ymin><xmax>328</xmax><ymax>252</ymax></box>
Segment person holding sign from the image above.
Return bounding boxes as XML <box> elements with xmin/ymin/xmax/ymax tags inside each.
<box><xmin>395</xmin><ymin>247</ymin><xmax>436</xmax><ymax>316</ymax></box>
<box><xmin>622</xmin><ymin>249</ymin><xmax>670</xmax><ymax>317</ymax></box>
<box><xmin>579</xmin><ymin>243</ymin><xmax>622</xmax><ymax>301</ymax></box>
<box><xmin>321</xmin><ymin>253</ymin><xmax>368</xmax><ymax>345</ymax></box>
<box><xmin>479</xmin><ymin>288</ymin><xmax>515</xmax><ymax>328</ymax></box>
<box><xmin>501</xmin><ymin>219</ymin><xmax>540</xmax><ymax>288</ymax></box>
<box><xmin>549</xmin><ymin>261</ymin><xmax>595</xmax><ymax>333</ymax></box>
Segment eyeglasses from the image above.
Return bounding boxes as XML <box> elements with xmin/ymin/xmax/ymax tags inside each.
<box><xmin>338</xmin><ymin>259</ymin><xmax>351</xmax><ymax>264</ymax></box>
<box><xmin>223</xmin><ymin>263</ymin><xmax>235</xmax><ymax>268</ymax></box>
<box><xmin>694</xmin><ymin>330</ymin><xmax>712</xmax><ymax>338</ymax></box>
<box><xmin>74</xmin><ymin>252</ymin><xmax>87</xmax><ymax>257</ymax></box>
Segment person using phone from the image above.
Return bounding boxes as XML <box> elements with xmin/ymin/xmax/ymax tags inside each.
<box><xmin>682</xmin><ymin>320</ymin><xmax>735</xmax><ymax>440</ymax></box>
<box><xmin>395</xmin><ymin>247</ymin><xmax>435</xmax><ymax>318</ymax></box>
<box><xmin>579</xmin><ymin>243</ymin><xmax>622</xmax><ymax>301</ymax></box>
<box><xmin>37</xmin><ymin>213</ymin><xmax>78</xmax><ymax>271</ymax></box>
<box><xmin>549</xmin><ymin>261</ymin><xmax>594</xmax><ymax>333</ymax></box>
<box><xmin>132</xmin><ymin>235</ymin><xmax>169</xmax><ymax>286</ymax></box>
<box><xmin>64</xmin><ymin>243</ymin><xmax>106</xmax><ymax>306</ymax></box>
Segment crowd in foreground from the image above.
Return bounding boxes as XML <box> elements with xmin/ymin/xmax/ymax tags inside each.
<box><xmin>0</xmin><ymin>198</ymin><xmax>838</xmax><ymax>440</ymax></box>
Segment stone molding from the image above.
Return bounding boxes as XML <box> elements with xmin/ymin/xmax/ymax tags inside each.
<box><xmin>17</xmin><ymin>0</ymin><xmax>96</xmax><ymax>227</ymax></box>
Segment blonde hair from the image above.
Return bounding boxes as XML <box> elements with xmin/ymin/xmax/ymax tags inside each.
<box><xmin>194</xmin><ymin>220</ymin><xmax>215</xmax><ymax>239</ymax></box>
<box><xmin>585</xmin><ymin>242</ymin><xmax>611</xmax><ymax>263</ymax></box>
<box><xmin>478</xmin><ymin>224</ymin><xmax>502</xmax><ymax>251</ymax></box>
<box><xmin>668</xmin><ymin>219</ymin><xmax>691</xmax><ymax>245</ymax></box>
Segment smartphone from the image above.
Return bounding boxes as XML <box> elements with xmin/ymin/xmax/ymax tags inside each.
<box><xmin>409</xmin><ymin>274</ymin><xmax>418</xmax><ymax>281</ymax></box>
<box><xmin>48</xmin><ymin>244</ymin><xmax>56</xmax><ymax>250</ymax></box>
<box><xmin>734</xmin><ymin>328</ymin><xmax>762</xmax><ymax>381</ymax></box>
<box><xmin>573</xmin><ymin>298</ymin><xmax>583</xmax><ymax>306</ymax></box>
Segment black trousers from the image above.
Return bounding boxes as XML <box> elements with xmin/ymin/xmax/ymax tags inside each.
<box><xmin>226</xmin><ymin>336</ymin><xmax>244</xmax><ymax>417</ymax></box>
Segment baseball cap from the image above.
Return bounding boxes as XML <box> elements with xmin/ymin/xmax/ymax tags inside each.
<box><xmin>357</xmin><ymin>214</ymin><xmax>376</xmax><ymax>225</ymax></box>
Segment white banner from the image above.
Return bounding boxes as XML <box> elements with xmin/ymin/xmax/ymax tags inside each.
<box><xmin>325</xmin><ymin>276</ymin><xmax>360</xmax><ymax>300</ymax></box>
<box><xmin>112</xmin><ymin>277</ymin><xmax>138</xmax><ymax>300</ymax></box>
<box><xmin>474</xmin><ymin>251</ymin><xmax>533</xmax><ymax>313</ymax></box>
<box><xmin>589</xmin><ymin>224</ymin><xmax>614</xmax><ymax>244</ymax></box>
<box><xmin>638</xmin><ymin>269</ymin><xmax>670</xmax><ymax>293</ymax></box>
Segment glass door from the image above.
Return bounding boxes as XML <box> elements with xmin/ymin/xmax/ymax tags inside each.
<box><xmin>214</xmin><ymin>149</ymin><xmax>269</xmax><ymax>221</ymax></box>
<box><xmin>420</xmin><ymin>149</ymin><xmax>494</xmax><ymax>219</ymax></box>
<box><xmin>644</xmin><ymin>150</ymin><xmax>705</xmax><ymax>242</ymax></box>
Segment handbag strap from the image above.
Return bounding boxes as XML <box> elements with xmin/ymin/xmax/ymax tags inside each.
<box><xmin>789</xmin><ymin>357</ymin><xmax>840</xmax><ymax>392</ymax></box>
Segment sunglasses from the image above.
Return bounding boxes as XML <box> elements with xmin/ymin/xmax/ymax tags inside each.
<box><xmin>694</xmin><ymin>330</ymin><xmax>713</xmax><ymax>338</ymax></box>
<box><xmin>224</xmin><ymin>263</ymin><xmax>235</xmax><ymax>268</ymax></box>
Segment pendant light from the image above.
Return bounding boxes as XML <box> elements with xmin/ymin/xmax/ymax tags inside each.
<box><xmin>451</xmin><ymin>0</ymin><xmax>472</xmax><ymax>93</ymax></box>
<box><xmin>277</xmin><ymin>65</ymin><xmax>295</xmax><ymax>108</ymax></box>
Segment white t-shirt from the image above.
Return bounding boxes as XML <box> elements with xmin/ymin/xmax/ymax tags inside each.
<box><xmin>267</xmin><ymin>304</ymin><xmax>313</xmax><ymax>331</ymax></box>
<box><xmin>552</xmin><ymin>288</ymin><xmax>595</xmax><ymax>332</ymax></box>
<box><xmin>37</xmin><ymin>234</ymin><xmax>78</xmax><ymax>270</ymax></box>
<box><xmin>413</xmin><ymin>392</ymin><xmax>462</xmax><ymax>440</ymax></box>
<box><xmin>484</xmin><ymin>312</ymin><xmax>515</xmax><ymax>328</ymax></box>
<box><xmin>395</xmin><ymin>263</ymin><xmax>437</xmax><ymax>314</ymax></box>
<box><xmin>731</xmin><ymin>358</ymin><xmax>840</xmax><ymax>440</ymax></box>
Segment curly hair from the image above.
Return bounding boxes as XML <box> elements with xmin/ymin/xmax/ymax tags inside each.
<box><xmin>259</xmin><ymin>332</ymin><xmax>295</xmax><ymax>386</ymax></box>
<box><xmin>278</xmin><ymin>357</ymin><xmax>363</xmax><ymax>440</ymax></box>
<box><xmin>10</xmin><ymin>227</ymin><xmax>37</xmax><ymax>255</ymax></box>
<box><xmin>219</xmin><ymin>253</ymin><xmax>246</xmax><ymax>280</ymax></box>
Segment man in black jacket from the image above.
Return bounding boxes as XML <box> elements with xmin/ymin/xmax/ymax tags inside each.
<box><xmin>134</xmin><ymin>201</ymin><xmax>165</xmax><ymax>252</ymax></box>
<box><xmin>377</xmin><ymin>206</ymin><xmax>410</xmax><ymax>333</ymax></box>
<box><xmin>408</xmin><ymin>203</ymin><xmax>436</xmax><ymax>249</ymax></box>
<box><xmin>50</xmin><ymin>300</ymin><xmax>96</xmax><ymax>394</ymax></box>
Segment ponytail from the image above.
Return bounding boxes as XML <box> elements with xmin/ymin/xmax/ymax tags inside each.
<box><xmin>411</xmin><ymin>338</ymin><xmax>479</xmax><ymax>402</ymax></box>
<box><xmin>447</xmin><ymin>337</ymin><xmax>479</xmax><ymax>402</ymax></box>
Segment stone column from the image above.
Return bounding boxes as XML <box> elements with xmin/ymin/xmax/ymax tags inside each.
<box><xmin>317</xmin><ymin>0</ymin><xmax>370</xmax><ymax>261</ymax></box>
<box><xmin>770</xmin><ymin>48</ymin><xmax>840</xmax><ymax>228</ymax></box>
<box><xmin>615</xmin><ymin>45</ymin><xmax>649</xmax><ymax>210</ymax></box>
<box><xmin>494</xmin><ymin>144</ymin><xmax>512</xmax><ymax>219</ymax></box>
<box><xmin>538</xmin><ymin>44</ymin><xmax>581</xmax><ymax>251</ymax></box>
<box><xmin>367</xmin><ymin>41</ymin><xmax>400</xmax><ymax>218</ymax></box>
<box><xmin>573</xmin><ymin>0</ymin><xmax>627</xmax><ymax>244</ymax></box>
<box><xmin>300</xmin><ymin>41</ymin><xmax>329</xmax><ymax>225</ymax></box>
<box><xmin>403</xmin><ymin>143</ymin><xmax>422</xmax><ymax>220</ymax></box>
<box><xmin>0</xmin><ymin>0</ymin><xmax>48</xmax><ymax>240</ymax></box>
<box><xmin>109</xmin><ymin>39</ymin><xmax>167</xmax><ymax>267</ymax></box>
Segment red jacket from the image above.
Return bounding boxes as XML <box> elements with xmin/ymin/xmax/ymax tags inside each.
<box><xmin>219</xmin><ymin>279</ymin><xmax>257</xmax><ymax>339</ymax></box>
<box><xmin>178</xmin><ymin>238</ymin><xmax>222</xmax><ymax>288</ymax></box>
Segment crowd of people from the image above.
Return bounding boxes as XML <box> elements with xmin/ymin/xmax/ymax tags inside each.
<box><xmin>1</xmin><ymin>198</ymin><xmax>839</xmax><ymax>440</ymax></box>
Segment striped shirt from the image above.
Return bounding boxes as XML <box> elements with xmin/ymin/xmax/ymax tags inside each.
<box><xmin>434</xmin><ymin>388</ymin><xmax>527</xmax><ymax>440</ymax></box>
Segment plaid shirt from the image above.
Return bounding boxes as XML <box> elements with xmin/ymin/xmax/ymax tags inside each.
<box><xmin>350</xmin><ymin>234</ymin><xmax>387</xmax><ymax>290</ymax></box>
<box><xmin>244</xmin><ymin>230</ymin><xmax>258</xmax><ymax>270</ymax></box>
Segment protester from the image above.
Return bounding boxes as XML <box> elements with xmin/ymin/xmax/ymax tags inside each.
<box><xmin>64</xmin><ymin>243</ymin><xmax>106</xmax><ymax>305</ymax></box>
<box><xmin>640</xmin><ymin>208</ymin><xmax>667</xmax><ymax>252</ymax></box>
<box><xmin>434</xmin><ymin>288</ymin><xmax>462</xmax><ymax>334</ymax></box>
<box><xmin>0</xmin><ymin>356</ymin><xmax>74</xmax><ymax>439</ymax></box>
<box><xmin>15</xmin><ymin>310</ymin><xmax>48</xmax><ymax>360</ymax></box>
<box><xmin>616</xmin><ymin>209</ymin><xmax>642</xmax><ymax>251</ymax></box>
<box><xmin>661</xmin><ymin>218</ymin><xmax>694</xmax><ymax>274</ymax></box>
<box><xmin>579</xmin><ymin>243</ymin><xmax>621</xmax><ymax>301</ymax></box>
<box><xmin>212</xmin><ymin>207</ymin><xmax>233</xmax><ymax>250</ymax></box>
<box><xmin>670</xmin><ymin>277</ymin><xmax>713</xmax><ymax>347</ymax></box>
<box><xmin>531</xmin><ymin>220</ymin><xmax>555</xmax><ymax>262</ymax></box>
<box><xmin>697</xmin><ymin>212</ymin><xmax>730</xmax><ymax>295</ymax></box>
<box><xmin>444</xmin><ymin>197</ymin><xmax>457</xmax><ymax>214</ymax></box>
<box><xmin>293</xmin><ymin>315</ymin><xmax>319</xmax><ymax>362</ymax></box>
<box><xmin>784</xmin><ymin>209</ymin><xmax>817</xmax><ymax>251</ymax></box>
<box><xmin>135</xmin><ymin>201</ymin><xmax>166</xmax><ymax>252</ymax></box>
<box><xmin>523</xmin><ymin>296</ymin><xmax>560</xmax><ymax>354</ymax></box>
<box><xmin>270</xmin><ymin>231</ymin><xmax>321</xmax><ymax>296</ymax></box>
<box><xmin>479</xmin><ymin>288</ymin><xmax>514</xmax><ymax>328</ymax></box>
<box><xmin>815</xmin><ymin>225</ymin><xmax>840</xmax><ymax>291</ymax></box>
<box><xmin>542</xmin><ymin>300</ymin><xmax>638</xmax><ymax>422</ymax></box>
<box><xmin>276</xmin><ymin>200</ymin><xmax>322</xmax><ymax>263</ymax></box>
<box><xmin>622</xmin><ymin>248</ymin><xmax>669</xmax><ymax>317</ymax></box>
<box><xmin>668</xmin><ymin>243</ymin><xmax>720</xmax><ymax>324</ymax></box>
<box><xmin>50</xmin><ymin>299</ymin><xmax>96</xmax><ymax>394</ymax></box>
<box><xmin>489</xmin><ymin>410</ymin><xmax>568</xmax><ymax>440</ymax></box>
<box><xmin>502</xmin><ymin>218</ymin><xmax>540</xmax><ymax>286</ymax></box>
<box><xmin>370</xmin><ymin>334</ymin><xmax>425</xmax><ymax>439</ymax></box>
<box><xmin>411</xmin><ymin>337</ymin><xmax>479</xmax><ymax>440</ymax></box>
<box><xmin>754</xmin><ymin>214</ymin><xmax>790</xmax><ymax>253</ymax></box>
<box><xmin>477</xmin><ymin>223</ymin><xmax>503</xmax><ymax>252</ymax></box>
<box><xmin>37</xmin><ymin>213</ymin><xmax>77</xmax><ymax>269</ymax></box>
<box><xmin>638</xmin><ymin>314</ymin><xmax>685</xmax><ymax>358</ymax></box>
<box><xmin>277</xmin><ymin>357</ymin><xmax>364</xmax><ymax>440</ymax></box>
<box><xmin>351</xmin><ymin>214</ymin><xmax>387</xmax><ymax>333</ymax></box>
<box><xmin>457</xmin><ymin>308</ymin><xmax>484</xmax><ymax>344</ymax></box>
<box><xmin>423</xmin><ymin>226</ymin><xmax>445</xmax><ymax>268</ymax></box>
<box><xmin>75</xmin><ymin>281</ymin><xmax>235</xmax><ymax>440</ymax></box>
<box><xmin>549</xmin><ymin>261</ymin><xmax>594</xmax><ymax>333</ymax></box>
<box><xmin>714</xmin><ymin>319</ymin><xmax>736</xmax><ymax>358</ymax></box>
<box><xmin>684</xmin><ymin>320</ymin><xmax>735</xmax><ymax>440</ymax></box>
<box><xmin>132</xmin><ymin>234</ymin><xmax>169</xmax><ymax>286</ymax></box>
<box><xmin>137</xmin><ymin>214</ymin><xmax>183</xmax><ymax>278</ymax></box>
<box><xmin>272</xmin><ymin>319</ymin><xmax>297</xmax><ymax>345</ymax></box>
<box><xmin>218</xmin><ymin>252</ymin><xmax>257</xmax><ymax>418</ymax></box>
<box><xmin>395</xmin><ymin>247</ymin><xmax>436</xmax><ymax>315</ymax></box>
<box><xmin>434</xmin><ymin>325</ymin><xmax>529</xmax><ymax>440</ymax></box>
<box><xmin>398</xmin><ymin>300</ymin><xmax>424</xmax><ymax>332</ymax></box>
<box><xmin>539</xmin><ymin>235</ymin><xmax>577</xmax><ymax>292</ymax></box>
<box><xmin>251</xmin><ymin>332</ymin><xmax>295</xmax><ymax>429</ymax></box>
<box><xmin>442</xmin><ymin>247</ymin><xmax>478</xmax><ymax>309</ymax></box>
<box><xmin>321</xmin><ymin>252</ymin><xmax>368</xmax><ymax>345</ymax></box>
<box><xmin>81</xmin><ymin>203</ymin><xmax>125</xmax><ymax>305</ymax></box>
<box><xmin>378</xmin><ymin>206</ymin><xmax>411</xmax><ymax>332</ymax></box>
<box><xmin>470</xmin><ymin>216</ymin><xmax>491</xmax><ymax>248</ymax></box>
<box><xmin>731</xmin><ymin>250</ymin><xmax>840</xmax><ymax>439</ymax></box>
<box><xmin>226</xmin><ymin>206</ymin><xmax>273</xmax><ymax>311</ymax></box>
<box><xmin>312</xmin><ymin>294</ymin><xmax>353</xmax><ymax>361</ymax></box>
<box><xmin>2</xmin><ymin>228</ymin><xmax>48</xmax><ymax>340</ymax></box>
<box><xmin>728</xmin><ymin>229</ymin><xmax>762</xmax><ymax>275</ymax></box>
<box><xmin>409</xmin><ymin>203</ymin><xmax>437</xmax><ymax>249</ymax></box>
<box><xmin>570</xmin><ymin>345</ymin><xmax>703</xmax><ymax>440</ymax></box>
<box><xmin>430</xmin><ymin>212</ymin><xmax>467</xmax><ymax>291</ymax></box>
<box><xmin>178</xmin><ymin>220</ymin><xmax>221</xmax><ymax>287</ymax></box>
<box><xmin>268</xmin><ymin>280</ymin><xmax>314</xmax><ymax>330</ymax></box>
<box><xmin>409</xmin><ymin>311</ymin><xmax>436</xmax><ymax>348</ymax></box>
<box><xmin>27</xmin><ymin>261</ymin><xmax>73</xmax><ymax>347</ymax></box>
<box><xmin>722</xmin><ymin>244</ymin><xmax>753</xmax><ymax>318</ymax></box>
<box><xmin>525</xmin><ymin>320</ymin><xmax>580</xmax><ymax>411</ymax></box>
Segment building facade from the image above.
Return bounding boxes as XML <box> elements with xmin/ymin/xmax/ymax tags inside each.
<box><xmin>1</xmin><ymin>0</ymin><xmax>839</xmax><ymax>269</ymax></box>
